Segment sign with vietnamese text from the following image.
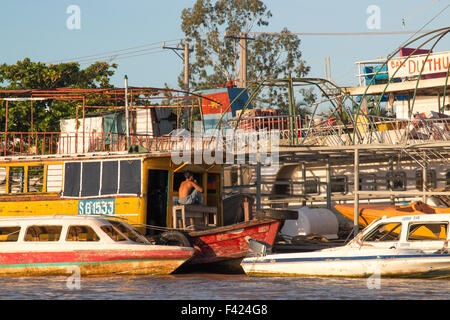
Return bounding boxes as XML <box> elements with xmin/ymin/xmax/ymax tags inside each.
<box><xmin>388</xmin><ymin>51</ymin><xmax>450</xmax><ymax>78</ymax></box>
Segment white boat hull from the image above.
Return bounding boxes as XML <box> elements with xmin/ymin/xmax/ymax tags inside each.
<box><xmin>241</xmin><ymin>251</ymin><xmax>450</xmax><ymax>278</ymax></box>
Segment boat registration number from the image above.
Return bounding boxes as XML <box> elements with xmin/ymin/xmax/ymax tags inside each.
<box><xmin>78</xmin><ymin>199</ymin><xmax>115</xmax><ymax>215</ymax></box>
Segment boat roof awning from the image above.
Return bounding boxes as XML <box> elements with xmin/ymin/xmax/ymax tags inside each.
<box><xmin>343</xmin><ymin>77</ymin><xmax>450</xmax><ymax>97</ymax></box>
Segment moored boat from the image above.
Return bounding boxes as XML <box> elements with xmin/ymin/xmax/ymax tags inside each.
<box><xmin>0</xmin><ymin>215</ymin><xmax>194</xmax><ymax>276</ymax></box>
<box><xmin>335</xmin><ymin>201</ymin><xmax>450</xmax><ymax>227</ymax></box>
<box><xmin>181</xmin><ymin>218</ymin><xmax>280</xmax><ymax>272</ymax></box>
<box><xmin>241</xmin><ymin>213</ymin><xmax>450</xmax><ymax>278</ymax></box>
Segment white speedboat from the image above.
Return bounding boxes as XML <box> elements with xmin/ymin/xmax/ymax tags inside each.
<box><xmin>241</xmin><ymin>214</ymin><xmax>450</xmax><ymax>278</ymax></box>
<box><xmin>0</xmin><ymin>215</ymin><xmax>194</xmax><ymax>276</ymax></box>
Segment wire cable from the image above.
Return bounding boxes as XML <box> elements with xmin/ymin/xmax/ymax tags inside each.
<box><xmin>48</xmin><ymin>38</ymin><xmax>183</xmax><ymax>64</ymax></box>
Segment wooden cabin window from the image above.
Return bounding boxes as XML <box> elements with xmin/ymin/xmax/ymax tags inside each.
<box><xmin>66</xmin><ymin>225</ymin><xmax>100</xmax><ymax>242</ymax></box>
<box><xmin>0</xmin><ymin>167</ymin><xmax>6</xmax><ymax>194</ymax></box>
<box><xmin>362</xmin><ymin>223</ymin><xmax>402</xmax><ymax>242</ymax></box>
<box><xmin>63</xmin><ymin>162</ymin><xmax>81</xmax><ymax>197</ymax></box>
<box><xmin>81</xmin><ymin>162</ymin><xmax>101</xmax><ymax>197</ymax></box>
<box><xmin>63</xmin><ymin>159</ymin><xmax>141</xmax><ymax>197</ymax></box>
<box><xmin>415</xmin><ymin>170</ymin><xmax>436</xmax><ymax>191</ymax></box>
<box><xmin>9</xmin><ymin>167</ymin><xmax>24</xmax><ymax>193</ymax></box>
<box><xmin>119</xmin><ymin>160</ymin><xmax>141</xmax><ymax>194</ymax></box>
<box><xmin>0</xmin><ymin>226</ymin><xmax>21</xmax><ymax>242</ymax></box>
<box><xmin>24</xmin><ymin>225</ymin><xmax>62</xmax><ymax>242</ymax></box>
<box><xmin>331</xmin><ymin>176</ymin><xmax>347</xmax><ymax>194</ymax></box>
<box><xmin>100</xmin><ymin>225</ymin><xmax>127</xmax><ymax>242</ymax></box>
<box><xmin>407</xmin><ymin>222</ymin><xmax>448</xmax><ymax>241</ymax></box>
<box><xmin>27</xmin><ymin>166</ymin><xmax>45</xmax><ymax>193</ymax></box>
<box><xmin>101</xmin><ymin>161</ymin><xmax>118</xmax><ymax>195</ymax></box>
<box><xmin>386</xmin><ymin>171</ymin><xmax>406</xmax><ymax>191</ymax></box>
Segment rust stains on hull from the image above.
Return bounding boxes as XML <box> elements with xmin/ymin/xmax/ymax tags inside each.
<box><xmin>0</xmin><ymin>259</ymin><xmax>189</xmax><ymax>276</ymax></box>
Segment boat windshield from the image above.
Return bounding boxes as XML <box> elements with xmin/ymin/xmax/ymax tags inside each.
<box><xmin>362</xmin><ymin>222</ymin><xmax>402</xmax><ymax>242</ymax></box>
<box><xmin>109</xmin><ymin>220</ymin><xmax>149</xmax><ymax>244</ymax></box>
<box><xmin>100</xmin><ymin>225</ymin><xmax>128</xmax><ymax>242</ymax></box>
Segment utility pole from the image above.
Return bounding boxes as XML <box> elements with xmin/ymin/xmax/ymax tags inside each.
<box><xmin>225</xmin><ymin>32</ymin><xmax>254</xmax><ymax>88</ymax></box>
<box><xmin>124</xmin><ymin>75</ymin><xmax>130</xmax><ymax>148</ymax></box>
<box><xmin>239</xmin><ymin>32</ymin><xmax>248</xmax><ymax>88</ymax></box>
<box><xmin>163</xmin><ymin>42</ymin><xmax>192</xmax><ymax>128</ymax></box>
<box><xmin>184</xmin><ymin>42</ymin><xmax>190</xmax><ymax>93</ymax></box>
<box><xmin>324</xmin><ymin>56</ymin><xmax>331</xmax><ymax>81</ymax></box>
<box><xmin>162</xmin><ymin>42</ymin><xmax>191</xmax><ymax>92</ymax></box>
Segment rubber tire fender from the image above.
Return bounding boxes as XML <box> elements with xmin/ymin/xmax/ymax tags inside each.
<box><xmin>157</xmin><ymin>230</ymin><xmax>192</xmax><ymax>247</ymax></box>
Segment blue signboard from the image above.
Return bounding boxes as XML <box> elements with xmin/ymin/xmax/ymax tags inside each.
<box><xmin>78</xmin><ymin>198</ymin><xmax>115</xmax><ymax>215</ymax></box>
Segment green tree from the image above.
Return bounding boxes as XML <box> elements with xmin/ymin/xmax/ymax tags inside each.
<box><xmin>179</xmin><ymin>0</ymin><xmax>312</xmax><ymax>113</ymax></box>
<box><xmin>0</xmin><ymin>58</ymin><xmax>117</xmax><ymax>133</ymax></box>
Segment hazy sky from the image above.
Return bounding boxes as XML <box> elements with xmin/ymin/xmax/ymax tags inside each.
<box><xmin>1</xmin><ymin>0</ymin><xmax>449</xmax><ymax>90</ymax></box>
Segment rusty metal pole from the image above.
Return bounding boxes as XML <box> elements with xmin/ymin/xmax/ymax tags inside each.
<box><xmin>75</xmin><ymin>105</ymin><xmax>79</xmax><ymax>153</ymax></box>
<box><xmin>353</xmin><ymin>147</ymin><xmax>360</xmax><ymax>237</ymax></box>
<box><xmin>287</xmin><ymin>75</ymin><xmax>297</xmax><ymax>145</ymax></box>
<box><xmin>30</xmin><ymin>100</ymin><xmax>33</xmax><ymax>133</ymax></box>
<box><xmin>423</xmin><ymin>154</ymin><xmax>427</xmax><ymax>203</ymax></box>
<box><xmin>326</xmin><ymin>160</ymin><xmax>331</xmax><ymax>209</ymax></box>
<box><xmin>82</xmin><ymin>97</ymin><xmax>86</xmax><ymax>153</ymax></box>
<box><xmin>256</xmin><ymin>145</ymin><xmax>261</xmax><ymax>210</ymax></box>
<box><xmin>30</xmin><ymin>100</ymin><xmax>33</xmax><ymax>155</ymax></box>
<box><xmin>4</xmin><ymin>100</ymin><xmax>8</xmax><ymax>156</ymax></box>
<box><xmin>302</xmin><ymin>162</ymin><xmax>306</xmax><ymax>206</ymax></box>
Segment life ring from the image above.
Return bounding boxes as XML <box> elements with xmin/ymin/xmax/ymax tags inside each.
<box><xmin>157</xmin><ymin>230</ymin><xmax>192</xmax><ymax>247</ymax></box>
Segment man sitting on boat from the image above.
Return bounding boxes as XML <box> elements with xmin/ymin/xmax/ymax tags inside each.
<box><xmin>178</xmin><ymin>171</ymin><xmax>203</xmax><ymax>205</ymax></box>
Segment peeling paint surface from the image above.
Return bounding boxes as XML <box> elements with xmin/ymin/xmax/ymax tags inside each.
<box><xmin>188</xmin><ymin>219</ymin><xmax>280</xmax><ymax>265</ymax></box>
<box><xmin>0</xmin><ymin>249</ymin><xmax>194</xmax><ymax>276</ymax></box>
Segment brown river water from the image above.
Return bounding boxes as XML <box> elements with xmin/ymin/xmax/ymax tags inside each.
<box><xmin>0</xmin><ymin>273</ymin><xmax>448</xmax><ymax>300</ymax></box>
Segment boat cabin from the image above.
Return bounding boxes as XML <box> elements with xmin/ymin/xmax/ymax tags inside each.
<box><xmin>0</xmin><ymin>151</ymin><xmax>224</xmax><ymax>234</ymax></box>
<box><xmin>349</xmin><ymin>213</ymin><xmax>449</xmax><ymax>253</ymax></box>
<box><xmin>0</xmin><ymin>215</ymin><xmax>149</xmax><ymax>245</ymax></box>
<box><xmin>0</xmin><ymin>214</ymin><xmax>196</xmax><ymax>276</ymax></box>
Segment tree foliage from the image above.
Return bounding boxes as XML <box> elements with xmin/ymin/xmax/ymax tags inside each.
<box><xmin>0</xmin><ymin>58</ymin><xmax>117</xmax><ymax>132</ymax></box>
<box><xmin>179</xmin><ymin>0</ymin><xmax>313</xmax><ymax>114</ymax></box>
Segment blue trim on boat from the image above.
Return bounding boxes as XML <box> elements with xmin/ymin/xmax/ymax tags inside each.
<box><xmin>242</xmin><ymin>253</ymin><xmax>450</xmax><ymax>264</ymax></box>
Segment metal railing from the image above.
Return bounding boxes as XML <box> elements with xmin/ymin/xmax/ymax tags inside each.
<box><xmin>226</xmin><ymin>113</ymin><xmax>450</xmax><ymax>147</ymax></box>
<box><xmin>226</xmin><ymin>115</ymin><xmax>305</xmax><ymax>142</ymax></box>
<box><xmin>1</xmin><ymin>113</ymin><xmax>449</xmax><ymax>157</ymax></box>
<box><xmin>0</xmin><ymin>131</ymin><xmax>247</xmax><ymax>156</ymax></box>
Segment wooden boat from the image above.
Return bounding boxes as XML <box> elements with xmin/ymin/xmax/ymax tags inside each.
<box><xmin>334</xmin><ymin>201</ymin><xmax>450</xmax><ymax>227</ymax></box>
<box><xmin>183</xmin><ymin>218</ymin><xmax>280</xmax><ymax>272</ymax></box>
<box><xmin>241</xmin><ymin>214</ymin><xmax>450</xmax><ymax>278</ymax></box>
<box><xmin>0</xmin><ymin>215</ymin><xmax>195</xmax><ymax>276</ymax></box>
<box><xmin>155</xmin><ymin>206</ymin><xmax>292</xmax><ymax>272</ymax></box>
